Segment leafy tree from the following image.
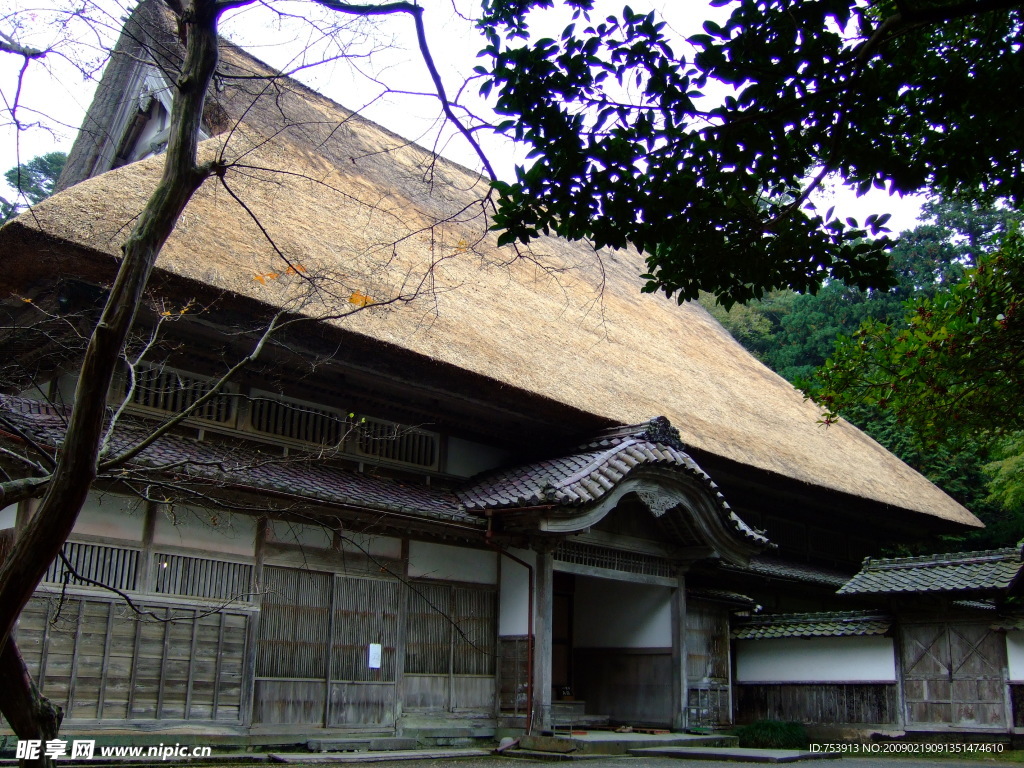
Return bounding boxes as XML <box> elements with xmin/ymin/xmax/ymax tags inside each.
<box><xmin>705</xmin><ymin>198</ymin><xmax>1018</xmax><ymax>545</ymax></box>
<box><xmin>0</xmin><ymin>152</ymin><xmax>66</xmax><ymax>224</ymax></box>
<box><xmin>813</xmin><ymin>227</ymin><xmax>1024</xmax><ymax>443</ymax></box>
<box><xmin>480</xmin><ymin>0</ymin><xmax>1024</xmax><ymax>306</ymax></box>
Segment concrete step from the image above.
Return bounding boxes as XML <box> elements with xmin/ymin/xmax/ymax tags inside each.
<box><xmin>270</xmin><ymin>749</ymin><xmax>493</xmax><ymax>763</ymax></box>
<box><xmin>551</xmin><ymin>701</ymin><xmax>587</xmax><ymax>718</ymax></box>
<box><xmin>306</xmin><ymin>738</ymin><xmax>418</xmax><ymax>753</ymax></box>
<box><xmin>520</xmin><ymin>732</ymin><xmax>736</xmax><ymax>756</ymax></box>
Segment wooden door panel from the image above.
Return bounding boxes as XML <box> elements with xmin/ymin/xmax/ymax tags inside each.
<box><xmin>901</xmin><ymin>622</ymin><xmax>1006</xmax><ymax>729</ymax></box>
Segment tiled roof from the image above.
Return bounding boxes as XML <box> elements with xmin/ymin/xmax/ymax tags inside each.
<box><xmin>732</xmin><ymin>610</ymin><xmax>892</xmax><ymax>640</ymax></box>
<box><xmin>722</xmin><ymin>555</ymin><xmax>852</xmax><ymax>587</ymax></box>
<box><xmin>991</xmin><ymin>613</ymin><xmax>1024</xmax><ymax>631</ymax></box>
<box><xmin>0</xmin><ymin>396</ymin><xmax>476</xmax><ymax>527</ymax></box>
<box><xmin>688</xmin><ymin>588</ymin><xmax>760</xmax><ymax>609</ymax></box>
<box><xmin>458</xmin><ymin>417</ymin><xmax>769</xmax><ymax>546</ymax></box>
<box><xmin>838</xmin><ymin>547</ymin><xmax>1024</xmax><ymax>596</ymax></box>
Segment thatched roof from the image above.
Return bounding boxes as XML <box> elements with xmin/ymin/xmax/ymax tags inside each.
<box><xmin>1</xmin><ymin>20</ymin><xmax>980</xmax><ymax>529</ymax></box>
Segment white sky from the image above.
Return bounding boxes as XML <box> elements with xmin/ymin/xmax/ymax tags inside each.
<box><xmin>0</xmin><ymin>0</ymin><xmax>925</xmax><ymax>232</ymax></box>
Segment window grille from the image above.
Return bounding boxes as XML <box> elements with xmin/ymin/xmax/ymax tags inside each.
<box><xmin>154</xmin><ymin>553</ymin><xmax>254</xmax><ymax>603</ymax></box>
<box><xmin>351</xmin><ymin>417</ymin><xmax>439</xmax><ymax>469</ymax></box>
<box><xmin>127</xmin><ymin>365</ymin><xmax>234</xmax><ymax>423</ymax></box>
<box><xmin>249</xmin><ymin>395</ymin><xmax>350</xmax><ymax>446</ymax></box>
<box><xmin>44</xmin><ymin>542</ymin><xmax>141</xmax><ymax>592</ymax></box>
<box><xmin>554</xmin><ymin>541</ymin><xmax>674</xmax><ymax>578</ymax></box>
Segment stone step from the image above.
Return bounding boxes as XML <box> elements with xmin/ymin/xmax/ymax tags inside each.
<box><xmin>629</xmin><ymin>746</ymin><xmax>839</xmax><ymax>763</ymax></box>
<box><xmin>306</xmin><ymin>738</ymin><xmax>418</xmax><ymax>753</ymax></box>
<box><xmin>271</xmin><ymin>749</ymin><xmax>493</xmax><ymax>763</ymax></box>
<box><xmin>551</xmin><ymin>700</ymin><xmax>587</xmax><ymax>718</ymax></box>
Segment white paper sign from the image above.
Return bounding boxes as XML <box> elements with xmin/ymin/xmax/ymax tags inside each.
<box><xmin>368</xmin><ymin>643</ymin><xmax>382</xmax><ymax>669</ymax></box>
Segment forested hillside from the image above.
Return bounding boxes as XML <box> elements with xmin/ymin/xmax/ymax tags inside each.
<box><xmin>700</xmin><ymin>198</ymin><xmax>1022</xmax><ymax>549</ymax></box>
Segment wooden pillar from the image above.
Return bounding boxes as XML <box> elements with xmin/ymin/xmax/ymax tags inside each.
<box><xmin>671</xmin><ymin>567</ymin><xmax>688</xmax><ymax>731</ymax></box>
<box><xmin>533</xmin><ymin>540</ymin><xmax>555</xmax><ymax>732</ymax></box>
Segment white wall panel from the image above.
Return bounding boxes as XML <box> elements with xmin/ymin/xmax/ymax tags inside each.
<box><xmin>735</xmin><ymin>636</ymin><xmax>896</xmax><ymax>682</ymax></box>
<box><xmin>574</xmin><ymin>577</ymin><xmax>672</xmax><ymax>648</ymax></box>
<box><xmin>72</xmin><ymin>492</ymin><xmax>146</xmax><ymax>541</ymax></box>
<box><xmin>408</xmin><ymin>540</ymin><xmax>497</xmax><ymax>584</ymax></box>
<box><xmin>155</xmin><ymin>506</ymin><xmax>256</xmax><ymax>556</ymax></box>
<box><xmin>1006</xmin><ymin>631</ymin><xmax>1024</xmax><ymax>681</ymax></box>
<box><xmin>499</xmin><ymin>547</ymin><xmax>535</xmax><ymax>635</ymax></box>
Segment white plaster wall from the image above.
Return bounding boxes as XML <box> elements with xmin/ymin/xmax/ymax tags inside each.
<box><xmin>340</xmin><ymin>532</ymin><xmax>402</xmax><ymax>559</ymax></box>
<box><xmin>408</xmin><ymin>540</ymin><xmax>498</xmax><ymax>584</ymax></box>
<box><xmin>72</xmin><ymin>492</ymin><xmax>146</xmax><ymax>541</ymax></box>
<box><xmin>267</xmin><ymin>520</ymin><xmax>402</xmax><ymax>558</ymax></box>
<box><xmin>735</xmin><ymin>636</ymin><xmax>896</xmax><ymax>682</ymax></box>
<box><xmin>0</xmin><ymin>504</ymin><xmax>16</xmax><ymax>530</ymax></box>
<box><xmin>499</xmin><ymin>547</ymin><xmax>535</xmax><ymax>636</ymax></box>
<box><xmin>446</xmin><ymin>436</ymin><xmax>511</xmax><ymax>478</ymax></box>
<box><xmin>268</xmin><ymin>519</ymin><xmax>334</xmax><ymax>550</ymax></box>
<box><xmin>574</xmin><ymin>577</ymin><xmax>672</xmax><ymax>648</ymax></box>
<box><xmin>1006</xmin><ymin>631</ymin><xmax>1024</xmax><ymax>681</ymax></box>
<box><xmin>154</xmin><ymin>506</ymin><xmax>256</xmax><ymax>557</ymax></box>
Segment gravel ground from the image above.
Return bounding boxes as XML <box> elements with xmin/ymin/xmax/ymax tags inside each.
<box><xmin>272</xmin><ymin>758</ymin><xmax>1013</xmax><ymax>768</ymax></box>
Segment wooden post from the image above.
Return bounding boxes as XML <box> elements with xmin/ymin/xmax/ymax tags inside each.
<box><xmin>671</xmin><ymin>567</ymin><xmax>688</xmax><ymax>732</ymax></box>
<box><xmin>394</xmin><ymin>537</ymin><xmax>410</xmax><ymax>734</ymax></box>
<box><xmin>241</xmin><ymin>516</ymin><xmax>267</xmax><ymax>727</ymax></box>
<box><xmin>533</xmin><ymin>540</ymin><xmax>555</xmax><ymax>732</ymax></box>
<box><xmin>141</xmin><ymin>501</ymin><xmax>157</xmax><ymax>593</ymax></box>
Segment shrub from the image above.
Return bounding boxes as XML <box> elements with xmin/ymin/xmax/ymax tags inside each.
<box><xmin>734</xmin><ymin>720</ymin><xmax>808</xmax><ymax>749</ymax></box>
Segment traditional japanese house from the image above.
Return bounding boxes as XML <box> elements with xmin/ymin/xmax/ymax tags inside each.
<box><xmin>0</xmin><ymin>0</ymin><xmax>1000</xmax><ymax>745</ymax></box>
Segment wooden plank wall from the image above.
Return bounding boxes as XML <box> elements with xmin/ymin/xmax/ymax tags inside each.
<box><xmin>573</xmin><ymin>648</ymin><xmax>673</xmax><ymax>726</ymax></box>
<box><xmin>498</xmin><ymin>635</ymin><xmax>529</xmax><ymax>714</ymax></box>
<box><xmin>734</xmin><ymin>683</ymin><xmax>898</xmax><ymax>725</ymax></box>
<box><xmin>16</xmin><ymin>534</ymin><xmax>500</xmax><ymax>731</ymax></box>
<box><xmin>253</xmin><ymin>565</ymin><xmax>402</xmax><ymax>727</ymax></box>
<box><xmin>18</xmin><ymin>594</ymin><xmax>249</xmax><ymax>722</ymax></box>
<box><xmin>403</xmin><ymin>582</ymin><xmax>497</xmax><ymax>713</ymax></box>
<box><xmin>686</xmin><ymin>600</ymin><xmax>731</xmax><ymax>726</ymax></box>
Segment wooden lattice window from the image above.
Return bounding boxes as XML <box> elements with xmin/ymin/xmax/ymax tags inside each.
<box><xmin>256</xmin><ymin>567</ymin><xmax>331</xmax><ymax>679</ymax></box>
<box><xmin>405</xmin><ymin>584</ymin><xmax>496</xmax><ymax>676</ymax></box>
<box><xmin>44</xmin><ymin>541</ymin><xmax>141</xmax><ymax>592</ymax></box>
<box><xmin>248</xmin><ymin>392</ymin><xmax>351</xmax><ymax>446</ymax></box>
<box><xmin>554</xmin><ymin>541</ymin><xmax>674</xmax><ymax>578</ymax></box>
<box><xmin>126</xmin><ymin>365</ymin><xmax>235</xmax><ymax>423</ymax></box>
<box><xmin>352</xmin><ymin>417</ymin><xmax>439</xmax><ymax>470</ymax></box>
<box><xmin>154</xmin><ymin>553</ymin><xmax>254</xmax><ymax>603</ymax></box>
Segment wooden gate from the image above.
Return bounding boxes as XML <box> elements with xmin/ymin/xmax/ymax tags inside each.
<box><xmin>254</xmin><ymin>566</ymin><xmax>400</xmax><ymax>727</ymax></box>
<box><xmin>901</xmin><ymin>622</ymin><xmax>1007</xmax><ymax>729</ymax></box>
<box><xmin>403</xmin><ymin>582</ymin><xmax>496</xmax><ymax>713</ymax></box>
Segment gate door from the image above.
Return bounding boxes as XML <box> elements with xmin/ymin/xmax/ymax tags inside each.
<box><xmin>901</xmin><ymin>622</ymin><xmax>1006</xmax><ymax>729</ymax></box>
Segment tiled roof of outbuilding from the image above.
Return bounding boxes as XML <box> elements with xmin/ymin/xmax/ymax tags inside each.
<box><xmin>732</xmin><ymin>610</ymin><xmax>892</xmax><ymax>639</ymax></box>
<box><xmin>722</xmin><ymin>555</ymin><xmax>852</xmax><ymax>587</ymax></box>
<box><xmin>838</xmin><ymin>547</ymin><xmax>1024</xmax><ymax>596</ymax></box>
<box><xmin>688</xmin><ymin>588</ymin><xmax>760</xmax><ymax>609</ymax></box>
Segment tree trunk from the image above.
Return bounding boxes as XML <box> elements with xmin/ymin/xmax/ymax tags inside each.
<box><xmin>0</xmin><ymin>0</ymin><xmax>219</xmax><ymax>654</ymax></box>
<box><xmin>0</xmin><ymin>530</ymin><xmax>63</xmax><ymax>768</ymax></box>
<box><xmin>0</xmin><ymin>639</ymin><xmax>63</xmax><ymax>768</ymax></box>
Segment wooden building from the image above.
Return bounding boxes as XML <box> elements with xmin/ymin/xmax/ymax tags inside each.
<box><xmin>733</xmin><ymin>548</ymin><xmax>1024</xmax><ymax>735</ymax></box>
<box><xmin>0</xmin><ymin>0</ymin><xmax>999</xmax><ymax>744</ymax></box>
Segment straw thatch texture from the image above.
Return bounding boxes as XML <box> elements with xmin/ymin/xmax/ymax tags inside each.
<box><xmin>4</xmin><ymin>34</ymin><xmax>980</xmax><ymax>529</ymax></box>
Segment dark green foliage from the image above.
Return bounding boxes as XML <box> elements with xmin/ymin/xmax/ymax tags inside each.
<box><xmin>814</xmin><ymin>228</ymin><xmax>1024</xmax><ymax>443</ymax></box>
<box><xmin>478</xmin><ymin>0</ymin><xmax>1024</xmax><ymax>306</ymax></box>
<box><xmin>1</xmin><ymin>152</ymin><xmax>66</xmax><ymax>224</ymax></box>
<box><xmin>704</xmin><ymin>198</ymin><xmax>1024</xmax><ymax>546</ymax></box>
<box><xmin>734</xmin><ymin>720</ymin><xmax>808</xmax><ymax>750</ymax></box>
